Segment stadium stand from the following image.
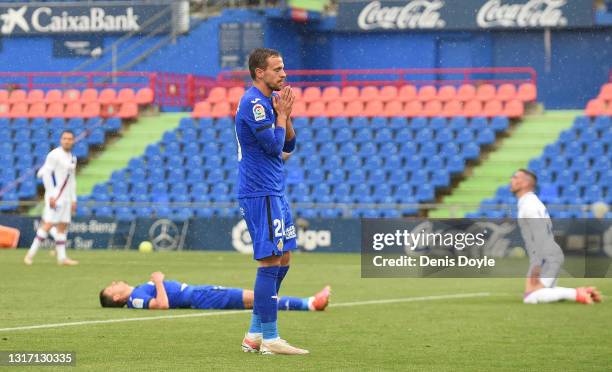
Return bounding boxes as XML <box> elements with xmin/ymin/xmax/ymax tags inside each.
<box><xmin>78</xmin><ymin>79</ymin><xmax>535</xmax><ymax>220</ymax></box>
<box><xmin>470</xmin><ymin>82</ymin><xmax>612</xmax><ymax>219</ymax></box>
<box><xmin>0</xmin><ymin>87</ymin><xmax>154</xmax><ymax>212</ymax></box>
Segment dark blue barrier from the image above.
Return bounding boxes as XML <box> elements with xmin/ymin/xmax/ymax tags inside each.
<box><xmin>337</xmin><ymin>0</ymin><xmax>595</xmax><ymax>31</ymax></box>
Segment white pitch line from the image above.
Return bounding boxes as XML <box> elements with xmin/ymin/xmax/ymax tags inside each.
<box><xmin>0</xmin><ymin>292</ymin><xmax>490</xmax><ymax>333</ymax></box>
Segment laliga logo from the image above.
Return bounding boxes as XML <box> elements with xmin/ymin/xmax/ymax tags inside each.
<box><xmin>357</xmin><ymin>0</ymin><xmax>445</xmax><ymax>31</ymax></box>
<box><xmin>0</xmin><ymin>6</ymin><xmax>29</xmax><ymax>34</ymax></box>
<box><xmin>477</xmin><ymin>0</ymin><xmax>568</xmax><ymax>28</ymax></box>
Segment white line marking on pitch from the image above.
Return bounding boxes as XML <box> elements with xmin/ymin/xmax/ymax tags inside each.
<box><xmin>0</xmin><ymin>292</ymin><xmax>490</xmax><ymax>333</ymax></box>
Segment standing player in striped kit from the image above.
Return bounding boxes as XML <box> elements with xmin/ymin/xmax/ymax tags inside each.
<box><xmin>24</xmin><ymin>130</ymin><xmax>79</xmax><ymax>266</ymax></box>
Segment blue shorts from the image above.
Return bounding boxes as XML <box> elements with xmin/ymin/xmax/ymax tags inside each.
<box><xmin>189</xmin><ymin>286</ymin><xmax>245</xmax><ymax>310</ymax></box>
<box><xmin>238</xmin><ymin>195</ymin><xmax>297</xmax><ymax>260</ymax></box>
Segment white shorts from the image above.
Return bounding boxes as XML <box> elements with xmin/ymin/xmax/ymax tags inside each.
<box><xmin>527</xmin><ymin>258</ymin><xmax>562</xmax><ymax>288</ymax></box>
<box><xmin>42</xmin><ymin>201</ymin><xmax>72</xmax><ymax>224</ymax></box>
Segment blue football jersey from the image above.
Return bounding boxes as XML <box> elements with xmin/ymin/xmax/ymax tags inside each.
<box><xmin>127</xmin><ymin>280</ymin><xmax>193</xmax><ymax>309</ymax></box>
<box><xmin>235</xmin><ymin>86</ymin><xmax>285</xmax><ymax>198</ymax></box>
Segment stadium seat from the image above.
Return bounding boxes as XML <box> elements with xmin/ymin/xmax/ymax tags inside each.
<box><xmin>599</xmin><ymin>83</ymin><xmax>612</xmax><ymax>101</ymax></box>
<box><xmin>302</xmin><ymin>87</ymin><xmax>321</xmax><ymax>103</ymax></box>
<box><xmin>26</xmin><ymin>89</ymin><xmax>44</xmax><ymax>104</ymax></box>
<box><xmin>8</xmin><ymin>90</ymin><xmax>26</xmax><ymax>104</ymax></box>
<box><xmin>321</xmin><ymin>86</ymin><xmax>341</xmax><ymax>102</ymax></box>
<box><xmin>192</xmin><ymin>101</ymin><xmax>212</xmax><ymax>118</ymax></box>
<box><xmin>0</xmin><ymin>90</ymin><xmax>8</xmax><ymax>102</ymax></box>
<box><xmin>384</xmin><ymin>101</ymin><xmax>403</xmax><ymax>117</ymax></box>
<box><xmin>117</xmin><ymin>88</ymin><xmax>136</xmax><ymax>103</ymax></box>
<box><xmin>517</xmin><ymin>83</ymin><xmax>537</xmax><ymax>102</ymax></box>
<box><xmin>398</xmin><ymin>85</ymin><xmax>417</xmax><ymax>102</ymax></box>
<box><xmin>9</xmin><ymin>102</ymin><xmax>28</xmax><ymax>118</ymax></box>
<box><xmin>436</xmin><ymin>85</ymin><xmax>456</xmax><ymax>101</ymax></box>
<box><xmin>364</xmin><ymin>100</ymin><xmax>384</xmax><ymax>117</ymax></box>
<box><xmin>206</xmin><ymin>87</ymin><xmax>227</xmax><ymax>104</ymax></box>
<box><xmin>227</xmin><ymin>86</ymin><xmax>245</xmax><ymax>104</ymax></box>
<box><xmin>28</xmin><ymin>102</ymin><xmax>46</xmax><ymax>118</ymax></box>
<box><xmin>422</xmin><ymin>100</ymin><xmax>442</xmax><ymax>117</ymax></box>
<box><xmin>82</xmin><ymin>103</ymin><xmax>101</xmax><ymax>118</ymax></box>
<box><xmin>379</xmin><ymin>85</ymin><xmax>398</xmax><ymax>102</ymax></box>
<box><xmin>417</xmin><ymin>85</ymin><xmax>437</xmax><ymax>101</ymax></box>
<box><xmin>344</xmin><ymin>101</ymin><xmax>364</xmax><ymax>117</ymax></box>
<box><xmin>457</xmin><ymin>84</ymin><xmax>476</xmax><ymax>101</ymax></box>
<box><xmin>442</xmin><ymin>100</ymin><xmax>462</xmax><ymax>117</ymax></box>
<box><xmin>80</xmin><ymin>89</ymin><xmax>98</xmax><ymax>104</ymax></box>
<box><xmin>306</xmin><ymin>102</ymin><xmax>325</xmax><ymax>117</ymax></box>
<box><xmin>496</xmin><ymin>84</ymin><xmax>517</xmax><ymax>101</ymax></box>
<box><xmin>585</xmin><ymin>99</ymin><xmax>606</xmax><ymax>116</ymax></box>
<box><xmin>135</xmin><ymin>87</ymin><xmax>154</xmax><ymax>105</ymax></box>
<box><xmin>483</xmin><ymin>100</ymin><xmax>503</xmax><ymax>117</ymax></box>
<box><xmin>476</xmin><ymin>84</ymin><xmax>496</xmax><ymax>101</ymax></box>
<box><xmin>404</xmin><ymin>101</ymin><xmax>423</xmax><ymax>117</ymax></box>
<box><xmin>99</xmin><ymin>88</ymin><xmax>117</xmax><ymax>105</ymax></box>
<box><xmin>62</xmin><ymin>89</ymin><xmax>81</xmax><ymax>104</ymax></box>
<box><xmin>64</xmin><ymin>103</ymin><xmax>82</xmax><ymax>118</ymax></box>
<box><xmin>326</xmin><ymin>101</ymin><xmax>344</xmax><ymax>117</ymax></box>
<box><xmin>463</xmin><ymin>100</ymin><xmax>482</xmax><ymax>117</ymax></box>
<box><xmin>118</xmin><ymin>103</ymin><xmax>138</xmax><ymax>119</ymax></box>
<box><xmin>359</xmin><ymin>86</ymin><xmax>379</xmax><ymax>101</ymax></box>
<box><xmin>503</xmin><ymin>100</ymin><xmax>524</xmax><ymax>118</ymax></box>
<box><xmin>341</xmin><ymin>86</ymin><xmax>360</xmax><ymax>102</ymax></box>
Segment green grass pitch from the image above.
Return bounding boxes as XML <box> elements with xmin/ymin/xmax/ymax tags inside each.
<box><xmin>1</xmin><ymin>249</ymin><xmax>611</xmax><ymax>371</ymax></box>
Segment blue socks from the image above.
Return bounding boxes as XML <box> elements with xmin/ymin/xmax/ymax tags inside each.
<box><xmin>278</xmin><ymin>296</ymin><xmax>310</xmax><ymax>311</ymax></box>
<box><xmin>254</xmin><ymin>266</ymin><xmax>280</xmax><ymax>341</ymax></box>
<box><xmin>276</xmin><ymin>265</ymin><xmax>290</xmax><ymax>293</ymax></box>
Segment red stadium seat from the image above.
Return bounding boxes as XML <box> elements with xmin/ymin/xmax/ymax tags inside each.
<box><xmin>364</xmin><ymin>100</ymin><xmax>384</xmax><ymax>117</ymax></box>
<box><xmin>45</xmin><ymin>89</ymin><xmax>63</xmax><ymax>103</ymax></box>
<box><xmin>496</xmin><ymin>84</ymin><xmax>517</xmax><ymax>101</ymax></box>
<box><xmin>403</xmin><ymin>101</ymin><xmax>423</xmax><ymax>117</ymax></box>
<box><xmin>306</xmin><ymin>101</ymin><xmax>325</xmax><ymax>117</ymax></box>
<box><xmin>0</xmin><ymin>103</ymin><xmax>9</xmax><ymax>117</ymax></box>
<box><xmin>45</xmin><ymin>102</ymin><xmax>64</xmax><ymax>118</ymax></box>
<box><xmin>291</xmin><ymin>101</ymin><xmax>306</xmax><ymax>117</ymax></box>
<box><xmin>503</xmin><ymin>100</ymin><xmax>524</xmax><ymax>118</ymax></box>
<box><xmin>62</xmin><ymin>89</ymin><xmax>81</xmax><ymax>104</ymax></box>
<box><xmin>118</xmin><ymin>102</ymin><xmax>138</xmax><ymax>119</ymax></box>
<box><xmin>211</xmin><ymin>102</ymin><xmax>231</xmax><ymax>118</ymax></box>
<box><xmin>8</xmin><ymin>90</ymin><xmax>26</xmax><ymax>104</ymax></box>
<box><xmin>585</xmin><ymin>99</ymin><xmax>606</xmax><ymax>116</ymax></box>
<box><xmin>483</xmin><ymin>100</ymin><xmax>503</xmax><ymax>117</ymax></box>
<box><xmin>422</xmin><ymin>100</ymin><xmax>443</xmax><ymax>117</ymax></box>
<box><xmin>436</xmin><ymin>86</ymin><xmax>456</xmax><ymax>102</ymax></box>
<box><xmin>28</xmin><ymin>102</ymin><xmax>46</xmax><ymax>118</ymax></box>
<box><xmin>117</xmin><ymin>88</ymin><xmax>135</xmax><ymax>103</ymax></box>
<box><xmin>206</xmin><ymin>87</ymin><xmax>227</xmax><ymax>104</ymax></box>
<box><xmin>82</xmin><ymin>102</ymin><xmax>101</xmax><ymax>118</ymax></box>
<box><xmin>417</xmin><ymin>85</ymin><xmax>437</xmax><ymax>102</ymax></box>
<box><xmin>26</xmin><ymin>89</ymin><xmax>45</xmax><ymax>104</ymax></box>
<box><xmin>397</xmin><ymin>85</ymin><xmax>417</xmax><ymax>102</ymax></box>
<box><xmin>0</xmin><ymin>90</ymin><xmax>9</xmax><ymax>102</ymax></box>
<box><xmin>80</xmin><ymin>89</ymin><xmax>98</xmax><ymax>104</ymax></box>
<box><xmin>379</xmin><ymin>86</ymin><xmax>398</xmax><ymax>102</ymax></box>
<box><xmin>442</xmin><ymin>100</ymin><xmax>463</xmax><ymax>117</ymax></box>
<box><xmin>517</xmin><ymin>83</ymin><xmax>537</xmax><ymax>102</ymax></box>
<box><xmin>302</xmin><ymin>87</ymin><xmax>321</xmax><ymax>103</ymax></box>
<box><xmin>341</xmin><ymin>86</ymin><xmax>360</xmax><ymax>103</ymax></box>
<box><xmin>456</xmin><ymin>84</ymin><xmax>476</xmax><ymax>102</ymax></box>
<box><xmin>192</xmin><ymin>101</ymin><xmax>212</xmax><ymax>118</ymax></box>
<box><xmin>383</xmin><ymin>100</ymin><xmax>403</xmax><ymax>117</ymax></box>
<box><xmin>598</xmin><ymin>83</ymin><xmax>612</xmax><ymax>101</ymax></box>
<box><xmin>344</xmin><ymin>101</ymin><xmax>364</xmax><ymax>117</ymax></box>
<box><xmin>463</xmin><ymin>100</ymin><xmax>483</xmax><ymax>117</ymax></box>
<box><xmin>321</xmin><ymin>86</ymin><xmax>341</xmax><ymax>102</ymax></box>
<box><xmin>99</xmin><ymin>89</ymin><xmax>117</xmax><ymax>105</ymax></box>
<box><xmin>227</xmin><ymin>86</ymin><xmax>245</xmax><ymax>105</ymax></box>
<box><xmin>326</xmin><ymin>101</ymin><xmax>344</xmax><ymax>117</ymax></box>
<box><xmin>359</xmin><ymin>86</ymin><xmax>379</xmax><ymax>102</ymax></box>
<box><xmin>64</xmin><ymin>103</ymin><xmax>82</xmax><ymax>118</ymax></box>
<box><xmin>135</xmin><ymin>88</ymin><xmax>154</xmax><ymax>105</ymax></box>
<box><xmin>9</xmin><ymin>102</ymin><xmax>28</xmax><ymax>118</ymax></box>
<box><xmin>476</xmin><ymin>84</ymin><xmax>496</xmax><ymax>101</ymax></box>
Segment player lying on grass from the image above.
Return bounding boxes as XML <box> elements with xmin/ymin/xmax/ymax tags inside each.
<box><xmin>510</xmin><ymin>169</ymin><xmax>602</xmax><ymax>305</ymax></box>
<box><xmin>99</xmin><ymin>271</ymin><xmax>330</xmax><ymax>311</ymax></box>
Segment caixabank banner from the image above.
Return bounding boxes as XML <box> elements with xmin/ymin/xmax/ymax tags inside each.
<box><xmin>337</xmin><ymin>0</ymin><xmax>595</xmax><ymax>31</ymax></box>
<box><xmin>0</xmin><ymin>1</ymin><xmax>185</xmax><ymax>35</ymax></box>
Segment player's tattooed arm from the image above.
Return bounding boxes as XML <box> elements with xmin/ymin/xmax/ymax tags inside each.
<box><xmin>148</xmin><ymin>272</ymin><xmax>169</xmax><ymax>310</ymax></box>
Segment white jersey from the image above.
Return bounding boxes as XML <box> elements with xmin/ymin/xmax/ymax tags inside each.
<box><xmin>517</xmin><ymin>192</ymin><xmax>563</xmax><ymax>264</ymax></box>
<box><xmin>37</xmin><ymin>147</ymin><xmax>77</xmax><ymax>205</ymax></box>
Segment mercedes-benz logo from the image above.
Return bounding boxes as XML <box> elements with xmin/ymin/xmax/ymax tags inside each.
<box><xmin>149</xmin><ymin>219</ymin><xmax>180</xmax><ymax>251</ymax></box>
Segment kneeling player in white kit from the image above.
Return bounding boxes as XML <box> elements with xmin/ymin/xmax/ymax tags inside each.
<box><xmin>510</xmin><ymin>169</ymin><xmax>601</xmax><ymax>304</ymax></box>
<box><xmin>24</xmin><ymin>130</ymin><xmax>79</xmax><ymax>266</ymax></box>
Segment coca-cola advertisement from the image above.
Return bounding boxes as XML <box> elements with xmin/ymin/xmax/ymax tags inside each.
<box><xmin>337</xmin><ymin>0</ymin><xmax>595</xmax><ymax>31</ymax></box>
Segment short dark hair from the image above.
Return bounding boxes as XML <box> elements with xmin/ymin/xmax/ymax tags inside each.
<box><xmin>518</xmin><ymin>168</ymin><xmax>537</xmax><ymax>186</ymax></box>
<box><xmin>248</xmin><ymin>48</ymin><xmax>281</xmax><ymax>80</ymax></box>
<box><xmin>61</xmin><ymin>130</ymin><xmax>74</xmax><ymax>137</ymax></box>
<box><xmin>99</xmin><ymin>288</ymin><xmax>126</xmax><ymax>308</ymax></box>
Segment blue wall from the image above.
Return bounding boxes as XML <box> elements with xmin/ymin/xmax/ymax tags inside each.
<box><xmin>0</xmin><ymin>8</ymin><xmax>609</xmax><ymax>109</ymax></box>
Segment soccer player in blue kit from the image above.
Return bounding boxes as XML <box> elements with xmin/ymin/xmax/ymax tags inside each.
<box><xmin>99</xmin><ymin>271</ymin><xmax>330</xmax><ymax>311</ymax></box>
<box><xmin>235</xmin><ymin>48</ymin><xmax>320</xmax><ymax>355</ymax></box>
